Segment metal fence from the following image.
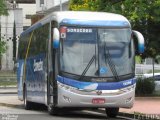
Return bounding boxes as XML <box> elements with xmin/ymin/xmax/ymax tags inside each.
<box><xmin>135</xmin><ymin>64</ymin><xmax>160</xmax><ymax>76</ymax></box>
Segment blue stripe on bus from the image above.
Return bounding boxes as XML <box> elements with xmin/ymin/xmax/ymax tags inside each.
<box><xmin>61</xmin><ymin>19</ymin><xmax>130</xmax><ymax>27</ymax></box>
<box><xmin>21</xmin><ymin>23</ymin><xmax>42</xmax><ymax>36</ymax></box>
<box><xmin>139</xmin><ymin>44</ymin><xmax>145</xmax><ymax>53</ymax></box>
<box><xmin>57</xmin><ymin>76</ymin><xmax>136</xmax><ymax>90</ymax></box>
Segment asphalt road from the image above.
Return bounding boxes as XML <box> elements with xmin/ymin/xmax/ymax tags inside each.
<box><xmin>0</xmin><ymin>94</ymin><xmax>133</xmax><ymax>120</ymax></box>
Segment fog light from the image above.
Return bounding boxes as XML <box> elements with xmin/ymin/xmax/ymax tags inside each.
<box><xmin>63</xmin><ymin>96</ymin><xmax>71</xmax><ymax>103</ymax></box>
<box><xmin>126</xmin><ymin>97</ymin><xmax>132</xmax><ymax>103</ymax></box>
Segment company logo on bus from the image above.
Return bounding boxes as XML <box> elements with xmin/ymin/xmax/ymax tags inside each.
<box><xmin>123</xmin><ymin>81</ymin><xmax>132</xmax><ymax>86</ymax></box>
<box><xmin>67</xmin><ymin>28</ymin><xmax>93</xmax><ymax>33</ymax></box>
<box><xmin>96</xmin><ymin>90</ymin><xmax>102</xmax><ymax>95</ymax></box>
<box><xmin>33</xmin><ymin>59</ymin><xmax>43</xmax><ymax>72</ymax></box>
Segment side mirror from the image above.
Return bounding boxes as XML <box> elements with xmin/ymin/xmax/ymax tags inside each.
<box><xmin>133</xmin><ymin>30</ymin><xmax>145</xmax><ymax>54</ymax></box>
<box><xmin>53</xmin><ymin>28</ymin><xmax>60</xmax><ymax>49</ymax></box>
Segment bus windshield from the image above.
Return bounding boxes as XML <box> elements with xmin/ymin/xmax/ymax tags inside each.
<box><xmin>60</xmin><ymin>27</ymin><xmax>135</xmax><ymax>82</ymax></box>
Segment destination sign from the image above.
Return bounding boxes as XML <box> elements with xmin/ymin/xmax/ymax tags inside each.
<box><xmin>67</xmin><ymin>28</ymin><xmax>93</xmax><ymax>33</ymax></box>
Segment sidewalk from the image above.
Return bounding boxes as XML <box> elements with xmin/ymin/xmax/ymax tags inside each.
<box><xmin>0</xmin><ymin>87</ymin><xmax>17</xmax><ymax>94</ymax></box>
<box><xmin>120</xmin><ymin>97</ymin><xmax>160</xmax><ymax>114</ymax></box>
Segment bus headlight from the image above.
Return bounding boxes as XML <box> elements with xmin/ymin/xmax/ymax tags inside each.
<box><xmin>58</xmin><ymin>82</ymin><xmax>78</xmax><ymax>91</ymax></box>
<box><xmin>120</xmin><ymin>84</ymin><xmax>135</xmax><ymax>92</ymax></box>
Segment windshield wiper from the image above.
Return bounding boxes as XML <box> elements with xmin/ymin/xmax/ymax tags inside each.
<box><xmin>79</xmin><ymin>55</ymin><xmax>95</xmax><ymax>80</ymax></box>
<box><xmin>104</xmin><ymin>43</ymin><xmax>120</xmax><ymax>82</ymax></box>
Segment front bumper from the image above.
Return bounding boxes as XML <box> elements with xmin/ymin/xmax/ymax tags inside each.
<box><xmin>57</xmin><ymin>82</ymin><xmax>135</xmax><ymax>108</ymax></box>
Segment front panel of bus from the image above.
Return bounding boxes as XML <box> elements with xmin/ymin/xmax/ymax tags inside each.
<box><xmin>56</xmin><ymin>20</ymin><xmax>136</xmax><ymax>108</ymax></box>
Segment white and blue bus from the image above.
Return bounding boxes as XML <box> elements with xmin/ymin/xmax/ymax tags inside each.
<box><xmin>17</xmin><ymin>11</ymin><xmax>144</xmax><ymax>117</ymax></box>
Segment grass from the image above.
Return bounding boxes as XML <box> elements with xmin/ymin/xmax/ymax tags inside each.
<box><xmin>0</xmin><ymin>77</ymin><xmax>17</xmax><ymax>86</ymax></box>
<box><xmin>147</xmin><ymin>70</ymin><xmax>160</xmax><ymax>74</ymax></box>
<box><xmin>0</xmin><ymin>81</ymin><xmax>17</xmax><ymax>86</ymax></box>
<box><xmin>0</xmin><ymin>70</ymin><xmax>16</xmax><ymax>77</ymax></box>
<box><xmin>0</xmin><ymin>71</ymin><xmax>17</xmax><ymax>87</ymax></box>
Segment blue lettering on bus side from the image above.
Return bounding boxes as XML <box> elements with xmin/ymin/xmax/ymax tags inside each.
<box><xmin>25</xmin><ymin>53</ymin><xmax>46</xmax><ymax>98</ymax></box>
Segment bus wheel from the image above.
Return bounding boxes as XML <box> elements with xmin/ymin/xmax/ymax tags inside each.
<box><xmin>24</xmin><ymin>87</ymin><xmax>32</xmax><ymax>110</ymax></box>
<box><xmin>48</xmin><ymin>105</ymin><xmax>59</xmax><ymax>115</ymax></box>
<box><xmin>105</xmin><ymin>107</ymin><xmax>119</xmax><ymax>118</ymax></box>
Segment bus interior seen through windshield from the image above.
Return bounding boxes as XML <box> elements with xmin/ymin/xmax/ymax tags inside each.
<box><xmin>60</xmin><ymin>27</ymin><xmax>135</xmax><ymax>82</ymax></box>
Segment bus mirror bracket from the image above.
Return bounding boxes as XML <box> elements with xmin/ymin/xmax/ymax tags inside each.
<box><xmin>53</xmin><ymin>28</ymin><xmax>60</xmax><ymax>49</ymax></box>
<box><xmin>133</xmin><ymin>30</ymin><xmax>145</xmax><ymax>54</ymax></box>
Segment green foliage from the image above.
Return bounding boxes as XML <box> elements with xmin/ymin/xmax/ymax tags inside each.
<box><xmin>69</xmin><ymin>0</ymin><xmax>160</xmax><ymax>58</ymax></box>
<box><xmin>69</xmin><ymin>0</ymin><xmax>98</xmax><ymax>11</ymax></box>
<box><xmin>0</xmin><ymin>0</ymin><xmax>8</xmax><ymax>58</ymax></box>
<box><xmin>13</xmin><ymin>21</ymin><xmax>16</xmax><ymax>61</ymax></box>
<box><xmin>135</xmin><ymin>56</ymin><xmax>142</xmax><ymax>64</ymax></box>
<box><xmin>0</xmin><ymin>39</ymin><xmax>6</xmax><ymax>56</ymax></box>
<box><xmin>0</xmin><ymin>0</ymin><xmax>8</xmax><ymax>15</ymax></box>
<box><xmin>136</xmin><ymin>77</ymin><xmax>155</xmax><ymax>96</ymax></box>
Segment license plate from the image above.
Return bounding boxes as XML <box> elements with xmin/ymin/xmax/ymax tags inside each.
<box><xmin>92</xmin><ymin>98</ymin><xmax>105</xmax><ymax>104</ymax></box>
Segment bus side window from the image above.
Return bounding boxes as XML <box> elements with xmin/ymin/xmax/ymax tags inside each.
<box><xmin>18</xmin><ymin>34</ymin><xmax>30</xmax><ymax>59</ymax></box>
<box><xmin>27</xmin><ymin>23</ymin><xmax>50</xmax><ymax>58</ymax></box>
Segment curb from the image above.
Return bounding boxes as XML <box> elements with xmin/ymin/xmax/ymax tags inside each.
<box><xmin>0</xmin><ymin>103</ymin><xmax>18</xmax><ymax>108</ymax></box>
<box><xmin>97</xmin><ymin>108</ymin><xmax>160</xmax><ymax>120</ymax></box>
<box><xmin>95</xmin><ymin>109</ymin><xmax>134</xmax><ymax>117</ymax></box>
<box><xmin>0</xmin><ymin>87</ymin><xmax>17</xmax><ymax>94</ymax></box>
<box><xmin>136</xmin><ymin>97</ymin><xmax>160</xmax><ymax>100</ymax></box>
<box><xmin>118</xmin><ymin>112</ymin><xmax>135</xmax><ymax>119</ymax></box>
<box><xmin>0</xmin><ymin>86</ymin><xmax>17</xmax><ymax>89</ymax></box>
<box><xmin>119</xmin><ymin>112</ymin><xmax>160</xmax><ymax>120</ymax></box>
<box><xmin>0</xmin><ymin>92</ymin><xmax>17</xmax><ymax>94</ymax></box>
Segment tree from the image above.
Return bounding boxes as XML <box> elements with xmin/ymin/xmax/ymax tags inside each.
<box><xmin>69</xmin><ymin>0</ymin><xmax>160</xmax><ymax>59</ymax></box>
<box><xmin>0</xmin><ymin>0</ymin><xmax>8</xmax><ymax>15</ymax></box>
<box><xmin>12</xmin><ymin>21</ymin><xmax>16</xmax><ymax>61</ymax></box>
<box><xmin>69</xmin><ymin>0</ymin><xmax>98</xmax><ymax>11</ymax></box>
<box><xmin>0</xmin><ymin>0</ymin><xmax>8</xmax><ymax>69</ymax></box>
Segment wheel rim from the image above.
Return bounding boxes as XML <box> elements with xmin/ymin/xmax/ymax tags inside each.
<box><xmin>48</xmin><ymin>104</ymin><xmax>54</xmax><ymax>112</ymax></box>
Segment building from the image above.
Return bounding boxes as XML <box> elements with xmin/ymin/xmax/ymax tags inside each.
<box><xmin>36</xmin><ymin>0</ymin><xmax>69</xmax><ymax>15</ymax></box>
<box><xmin>0</xmin><ymin>0</ymin><xmax>69</xmax><ymax>70</ymax></box>
<box><xmin>0</xmin><ymin>1</ymin><xmax>23</xmax><ymax>70</ymax></box>
<box><xmin>7</xmin><ymin>0</ymin><xmax>35</xmax><ymax>3</ymax></box>
<box><xmin>18</xmin><ymin>3</ymin><xmax>36</xmax><ymax>30</ymax></box>
<box><xmin>33</xmin><ymin>0</ymin><xmax>69</xmax><ymax>24</ymax></box>
<box><xmin>0</xmin><ymin>0</ymin><xmax>36</xmax><ymax>70</ymax></box>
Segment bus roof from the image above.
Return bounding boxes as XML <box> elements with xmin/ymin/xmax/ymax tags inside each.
<box><xmin>21</xmin><ymin>11</ymin><xmax>131</xmax><ymax>36</ymax></box>
<box><xmin>53</xmin><ymin>11</ymin><xmax>130</xmax><ymax>23</ymax></box>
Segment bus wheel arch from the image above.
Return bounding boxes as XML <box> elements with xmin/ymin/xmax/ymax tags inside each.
<box><xmin>23</xmin><ymin>83</ymin><xmax>32</xmax><ymax>110</ymax></box>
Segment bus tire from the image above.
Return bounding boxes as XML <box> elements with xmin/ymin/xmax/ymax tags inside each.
<box><xmin>105</xmin><ymin>107</ymin><xmax>119</xmax><ymax>118</ymax></box>
<box><xmin>48</xmin><ymin>105</ymin><xmax>59</xmax><ymax>115</ymax></box>
<box><xmin>24</xmin><ymin>86</ymin><xmax>32</xmax><ymax>110</ymax></box>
